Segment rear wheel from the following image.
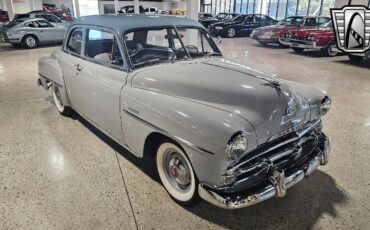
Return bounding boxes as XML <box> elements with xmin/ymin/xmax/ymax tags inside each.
<box><xmin>156</xmin><ymin>142</ymin><xmax>199</xmax><ymax>206</ymax></box>
<box><xmin>22</xmin><ymin>35</ymin><xmax>38</xmax><ymax>49</ymax></box>
<box><xmin>321</xmin><ymin>41</ymin><xmax>337</xmax><ymax>57</ymax></box>
<box><xmin>292</xmin><ymin>47</ymin><xmax>304</xmax><ymax>53</ymax></box>
<box><xmin>348</xmin><ymin>54</ymin><xmax>363</xmax><ymax>62</ymax></box>
<box><xmin>52</xmin><ymin>84</ymin><xmax>72</xmax><ymax>117</ymax></box>
<box><xmin>227</xmin><ymin>28</ymin><xmax>236</xmax><ymax>38</ymax></box>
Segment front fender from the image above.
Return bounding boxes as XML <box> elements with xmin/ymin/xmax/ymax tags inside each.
<box><xmin>120</xmin><ymin>87</ymin><xmax>257</xmax><ymax>186</ymax></box>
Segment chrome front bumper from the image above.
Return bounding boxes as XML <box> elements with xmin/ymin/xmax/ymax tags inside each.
<box><xmin>198</xmin><ymin>138</ymin><xmax>330</xmax><ymax>209</ymax></box>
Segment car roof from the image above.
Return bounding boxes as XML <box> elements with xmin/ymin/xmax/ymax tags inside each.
<box><xmin>303</xmin><ymin>16</ymin><xmax>330</xmax><ymax>18</ymax></box>
<box><xmin>72</xmin><ymin>14</ymin><xmax>202</xmax><ymax>33</ymax></box>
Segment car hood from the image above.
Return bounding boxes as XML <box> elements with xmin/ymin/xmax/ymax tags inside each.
<box><xmin>131</xmin><ymin>58</ymin><xmax>312</xmax><ymax>144</ymax></box>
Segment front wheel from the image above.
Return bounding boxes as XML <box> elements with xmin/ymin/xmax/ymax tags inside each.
<box><xmin>321</xmin><ymin>41</ymin><xmax>338</xmax><ymax>57</ymax></box>
<box><xmin>52</xmin><ymin>84</ymin><xmax>72</xmax><ymax>116</ymax></box>
<box><xmin>156</xmin><ymin>142</ymin><xmax>199</xmax><ymax>206</ymax></box>
<box><xmin>226</xmin><ymin>28</ymin><xmax>236</xmax><ymax>38</ymax></box>
<box><xmin>292</xmin><ymin>47</ymin><xmax>304</xmax><ymax>53</ymax></box>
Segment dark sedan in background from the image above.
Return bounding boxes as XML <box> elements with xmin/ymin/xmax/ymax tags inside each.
<box><xmin>200</xmin><ymin>12</ymin><xmax>240</xmax><ymax>29</ymax></box>
<box><xmin>210</xmin><ymin>14</ymin><xmax>278</xmax><ymax>38</ymax></box>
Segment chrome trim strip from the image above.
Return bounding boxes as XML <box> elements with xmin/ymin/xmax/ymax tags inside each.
<box><xmin>199</xmin><ymin>152</ymin><xmax>327</xmax><ymax>209</ymax></box>
<box><xmin>123</xmin><ymin>109</ymin><xmax>215</xmax><ymax>155</ymax></box>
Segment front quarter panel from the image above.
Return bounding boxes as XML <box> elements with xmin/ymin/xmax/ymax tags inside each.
<box><xmin>283</xmin><ymin>80</ymin><xmax>327</xmax><ymax>120</ymax></box>
<box><xmin>120</xmin><ymin>87</ymin><xmax>257</xmax><ymax>186</ymax></box>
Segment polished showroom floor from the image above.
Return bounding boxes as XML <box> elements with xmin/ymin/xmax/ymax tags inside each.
<box><xmin>1</xmin><ymin>39</ymin><xmax>370</xmax><ymax>229</ymax></box>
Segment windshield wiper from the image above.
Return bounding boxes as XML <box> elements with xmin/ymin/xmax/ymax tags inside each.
<box><xmin>132</xmin><ymin>58</ymin><xmax>161</xmax><ymax>68</ymax></box>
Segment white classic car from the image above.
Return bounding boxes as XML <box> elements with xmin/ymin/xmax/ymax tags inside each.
<box><xmin>38</xmin><ymin>15</ymin><xmax>331</xmax><ymax>209</ymax></box>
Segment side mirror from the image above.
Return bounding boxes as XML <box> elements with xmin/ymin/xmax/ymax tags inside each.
<box><xmin>217</xmin><ymin>36</ymin><xmax>222</xmax><ymax>44</ymax></box>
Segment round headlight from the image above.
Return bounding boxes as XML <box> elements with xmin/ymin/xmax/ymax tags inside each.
<box><xmin>320</xmin><ymin>96</ymin><xmax>332</xmax><ymax>115</ymax></box>
<box><xmin>226</xmin><ymin>133</ymin><xmax>248</xmax><ymax>160</ymax></box>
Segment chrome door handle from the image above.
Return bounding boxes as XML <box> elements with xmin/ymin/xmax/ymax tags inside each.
<box><xmin>75</xmin><ymin>64</ymin><xmax>82</xmax><ymax>71</ymax></box>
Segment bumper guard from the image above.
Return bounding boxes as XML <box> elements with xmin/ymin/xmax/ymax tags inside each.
<box><xmin>198</xmin><ymin>138</ymin><xmax>330</xmax><ymax>209</ymax></box>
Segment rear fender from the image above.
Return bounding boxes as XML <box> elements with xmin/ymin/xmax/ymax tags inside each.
<box><xmin>38</xmin><ymin>56</ymin><xmax>70</xmax><ymax>106</ymax></box>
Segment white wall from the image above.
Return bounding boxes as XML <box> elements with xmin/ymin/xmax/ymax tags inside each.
<box><xmin>98</xmin><ymin>0</ymin><xmax>187</xmax><ymax>14</ymax></box>
<box><xmin>12</xmin><ymin>0</ymin><xmax>32</xmax><ymax>14</ymax></box>
<box><xmin>43</xmin><ymin>0</ymin><xmax>74</xmax><ymax>13</ymax></box>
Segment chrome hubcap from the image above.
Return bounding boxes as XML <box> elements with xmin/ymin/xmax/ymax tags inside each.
<box><xmin>228</xmin><ymin>29</ymin><xmax>235</xmax><ymax>37</ymax></box>
<box><xmin>26</xmin><ymin>37</ymin><xmax>36</xmax><ymax>47</ymax></box>
<box><xmin>329</xmin><ymin>45</ymin><xmax>337</xmax><ymax>56</ymax></box>
<box><xmin>164</xmin><ymin>149</ymin><xmax>191</xmax><ymax>192</ymax></box>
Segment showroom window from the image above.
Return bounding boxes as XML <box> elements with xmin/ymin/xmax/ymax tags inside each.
<box><xmin>297</xmin><ymin>0</ymin><xmax>309</xmax><ymax>15</ymax></box>
<box><xmin>286</xmin><ymin>0</ymin><xmax>298</xmax><ymax>16</ymax></box>
<box><xmin>320</xmin><ymin>0</ymin><xmax>335</xmax><ymax>16</ymax></box>
<box><xmin>261</xmin><ymin>0</ymin><xmax>269</xmax><ymax>15</ymax></box>
<box><xmin>277</xmin><ymin>0</ymin><xmax>287</xmax><ymax>19</ymax></box>
<box><xmin>254</xmin><ymin>0</ymin><xmax>262</xmax><ymax>13</ymax></box>
<box><xmin>308</xmin><ymin>0</ymin><xmax>321</xmax><ymax>15</ymax></box>
<box><xmin>202</xmin><ymin>0</ymin><xmax>341</xmax><ymax>18</ymax></box>
<box><xmin>66</xmin><ymin>28</ymin><xmax>84</xmax><ymax>55</ymax></box>
<box><xmin>268</xmin><ymin>0</ymin><xmax>278</xmax><ymax>18</ymax></box>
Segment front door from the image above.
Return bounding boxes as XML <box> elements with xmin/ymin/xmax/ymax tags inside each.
<box><xmin>61</xmin><ymin>27</ymin><xmax>128</xmax><ymax>143</ymax></box>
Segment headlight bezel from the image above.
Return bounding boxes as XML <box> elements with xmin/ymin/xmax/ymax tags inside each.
<box><xmin>225</xmin><ymin>132</ymin><xmax>248</xmax><ymax>160</ymax></box>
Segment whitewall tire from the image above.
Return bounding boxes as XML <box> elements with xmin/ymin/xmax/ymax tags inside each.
<box><xmin>52</xmin><ymin>84</ymin><xmax>72</xmax><ymax>116</ymax></box>
<box><xmin>156</xmin><ymin>142</ymin><xmax>199</xmax><ymax>205</ymax></box>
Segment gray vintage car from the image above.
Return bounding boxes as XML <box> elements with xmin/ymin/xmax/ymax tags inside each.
<box><xmin>0</xmin><ymin>18</ymin><xmax>67</xmax><ymax>48</ymax></box>
<box><xmin>37</xmin><ymin>15</ymin><xmax>331</xmax><ymax>209</ymax></box>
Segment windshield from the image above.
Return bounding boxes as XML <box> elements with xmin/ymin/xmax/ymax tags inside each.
<box><xmin>320</xmin><ymin>21</ymin><xmax>333</xmax><ymax>28</ymax></box>
<box><xmin>229</xmin><ymin>15</ymin><xmax>243</xmax><ymax>22</ymax></box>
<box><xmin>124</xmin><ymin>27</ymin><xmax>221</xmax><ymax>69</ymax></box>
<box><xmin>279</xmin><ymin>17</ymin><xmax>303</xmax><ymax>25</ymax></box>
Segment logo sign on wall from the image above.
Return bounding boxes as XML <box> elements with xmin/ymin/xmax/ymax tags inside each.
<box><xmin>331</xmin><ymin>6</ymin><xmax>370</xmax><ymax>53</ymax></box>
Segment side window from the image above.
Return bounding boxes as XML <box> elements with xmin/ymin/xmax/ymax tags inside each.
<box><xmin>86</xmin><ymin>29</ymin><xmax>123</xmax><ymax>66</ymax></box>
<box><xmin>67</xmin><ymin>28</ymin><xmax>84</xmax><ymax>55</ymax></box>
<box><xmin>38</xmin><ymin>20</ymin><xmax>54</xmax><ymax>28</ymax></box>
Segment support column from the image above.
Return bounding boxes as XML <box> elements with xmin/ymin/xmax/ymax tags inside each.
<box><xmin>72</xmin><ymin>0</ymin><xmax>80</xmax><ymax>17</ymax></box>
<box><xmin>134</xmin><ymin>0</ymin><xmax>139</xmax><ymax>14</ymax></box>
<box><xmin>187</xmin><ymin>0</ymin><xmax>199</xmax><ymax>20</ymax></box>
<box><xmin>0</xmin><ymin>1</ymin><xmax>4</xmax><ymax>10</ymax></box>
<box><xmin>31</xmin><ymin>0</ymin><xmax>43</xmax><ymax>11</ymax></box>
<box><xmin>114</xmin><ymin>0</ymin><xmax>120</xmax><ymax>14</ymax></box>
<box><xmin>4</xmin><ymin>0</ymin><xmax>14</xmax><ymax>20</ymax></box>
<box><xmin>186</xmin><ymin>0</ymin><xmax>200</xmax><ymax>46</ymax></box>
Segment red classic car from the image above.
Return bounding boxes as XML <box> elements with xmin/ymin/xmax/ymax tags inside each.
<box><xmin>278</xmin><ymin>16</ymin><xmax>331</xmax><ymax>47</ymax></box>
<box><xmin>0</xmin><ymin>10</ymin><xmax>9</xmax><ymax>22</ymax></box>
<box><xmin>250</xmin><ymin>16</ymin><xmax>303</xmax><ymax>46</ymax></box>
<box><xmin>284</xmin><ymin>21</ymin><xmax>338</xmax><ymax>56</ymax></box>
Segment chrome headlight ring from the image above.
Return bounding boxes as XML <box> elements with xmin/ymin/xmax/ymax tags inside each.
<box><xmin>226</xmin><ymin>132</ymin><xmax>248</xmax><ymax>160</ymax></box>
<box><xmin>320</xmin><ymin>96</ymin><xmax>332</xmax><ymax>115</ymax></box>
